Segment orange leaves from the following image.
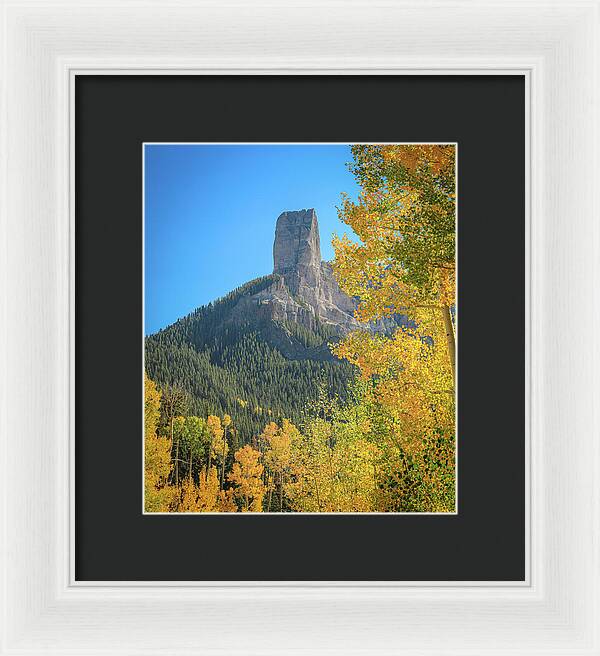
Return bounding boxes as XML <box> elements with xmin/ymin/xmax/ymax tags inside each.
<box><xmin>144</xmin><ymin>432</ymin><xmax>174</xmax><ymax>512</ymax></box>
<box><xmin>144</xmin><ymin>372</ymin><xmax>175</xmax><ymax>512</ymax></box>
<box><xmin>227</xmin><ymin>445</ymin><xmax>265</xmax><ymax>512</ymax></box>
<box><xmin>206</xmin><ymin>415</ymin><xmax>223</xmax><ymax>441</ymax></box>
<box><xmin>333</xmin><ymin>330</ymin><xmax>393</xmax><ymax>379</ymax></box>
<box><xmin>381</xmin><ymin>144</ymin><xmax>455</xmax><ymax>178</ymax></box>
<box><xmin>195</xmin><ymin>467</ymin><xmax>220</xmax><ymax>511</ymax></box>
<box><xmin>229</xmin><ymin>445</ymin><xmax>263</xmax><ymax>482</ymax></box>
<box><xmin>262</xmin><ymin>419</ymin><xmax>299</xmax><ymax>475</ymax></box>
<box><xmin>438</xmin><ymin>266</ymin><xmax>456</xmax><ymax>308</ymax></box>
<box><xmin>174</xmin><ymin>467</ymin><xmax>235</xmax><ymax>512</ymax></box>
<box><xmin>178</xmin><ymin>478</ymin><xmax>202</xmax><ymax>512</ymax></box>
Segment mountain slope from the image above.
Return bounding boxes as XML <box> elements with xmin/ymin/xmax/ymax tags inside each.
<box><xmin>145</xmin><ymin>209</ymin><xmax>402</xmax><ymax>442</ymax></box>
<box><xmin>145</xmin><ymin>275</ymin><xmax>355</xmax><ymax>440</ymax></box>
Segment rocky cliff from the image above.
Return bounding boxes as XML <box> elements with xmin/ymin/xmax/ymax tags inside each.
<box><xmin>230</xmin><ymin>208</ymin><xmax>363</xmax><ymax>337</ymax></box>
<box><xmin>237</xmin><ymin>208</ymin><xmax>404</xmax><ymax>340</ymax></box>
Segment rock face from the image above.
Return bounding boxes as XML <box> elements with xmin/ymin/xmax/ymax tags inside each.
<box><xmin>259</xmin><ymin>209</ymin><xmax>361</xmax><ymax>334</ymax></box>
<box><xmin>225</xmin><ymin>208</ymin><xmax>404</xmax><ymax>359</ymax></box>
<box><xmin>273</xmin><ymin>209</ymin><xmax>321</xmax><ymax>294</ymax></box>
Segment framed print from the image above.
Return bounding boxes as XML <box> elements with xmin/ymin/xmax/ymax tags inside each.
<box><xmin>142</xmin><ymin>142</ymin><xmax>458</xmax><ymax>517</ymax></box>
<box><xmin>2</xmin><ymin>1</ymin><xmax>599</xmax><ymax>655</ymax></box>
<box><xmin>75</xmin><ymin>75</ymin><xmax>524</xmax><ymax>582</ymax></box>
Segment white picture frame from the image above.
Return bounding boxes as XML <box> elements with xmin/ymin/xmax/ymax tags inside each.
<box><xmin>1</xmin><ymin>1</ymin><xmax>598</xmax><ymax>653</ymax></box>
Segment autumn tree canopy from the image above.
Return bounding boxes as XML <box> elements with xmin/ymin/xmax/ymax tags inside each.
<box><xmin>332</xmin><ymin>144</ymin><xmax>456</xmax><ymax>467</ymax></box>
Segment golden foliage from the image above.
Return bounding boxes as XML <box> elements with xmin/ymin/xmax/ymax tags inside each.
<box><xmin>284</xmin><ymin>416</ymin><xmax>378</xmax><ymax>513</ymax></box>
<box><xmin>175</xmin><ymin>467</ymin><xmax>219</xmax><ymax>512</ymax></box>
<box><xmin>262</xmin><ymin>419</ymin><xmax>299</xmax><ymax>475</ymax></box>
<box><xmin>207</xmin><ymin>415</ymin><xmax>223</xmax><ymax>440</ymax></box>
<box><xmin>228</xmin><ymin>445</ymin><xmax>265</xmax><ymax>512</ymax></box>
<box><xmin>333</xmin><ymin>143</ymin><xmax>456</xmax><ymax>313</ymax></box>
<box><xmin>207</xmin><ymin>414</ymin><xmax>229</xmax><ymax>462</ymax></box>
<box><xmin>144</xmin><ymin>373</ymin><xmax>176</xmax><ymax>512</ymax></box>
<box><xmin>332</xmin><ymin>144</ymin><xmax>456</xmax><ymax>459</ymax></box>
<box><xmin>381</xmin><ymin>144</ymin><xmax>454</xmax><ymax>177</ymax></box>
<box><xmin>144</xmin><ymin>372</ymin><xmax>161</xmax><ymax>439</ymax></box>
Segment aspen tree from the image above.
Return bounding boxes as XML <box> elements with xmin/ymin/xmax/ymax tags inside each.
<box><xmin>227</xmin><ymin>445</ymin><xmax>265</xmax><ymax>512</ymax></box>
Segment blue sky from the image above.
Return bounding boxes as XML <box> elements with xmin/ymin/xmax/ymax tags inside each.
<box><xmin>144</xmin><ymin>144</ymin><xmax>361</xmax><ymax>335</ymax></box>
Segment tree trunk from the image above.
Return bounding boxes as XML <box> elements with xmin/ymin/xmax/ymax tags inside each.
<box><xmin>441</xmin><ymin>304</ymin><xmax>456</xmax><ymax>385</ymax></box>
<box><xmin>313</xmin><ymin>476</ymin><xmax>322</xmax><ymax>512</ymax></box>
<box><xmin>279</xmin><ymin>473</ymin><xmax>284</xmax><ymax>512</ymax></box>
<box><xmin>172</xmin><ymin>416</ymin><xmax>180</xmax><ymax>486</ymax></box>
<box><xmin>267</xmin><ymin>475</ymin><xmax>273</xmax><ymax>512</ymax></box>
<box><xmin>220</xmin><ymin>427</ymin><xmax>227</xmax><ymax>490</ymax></box>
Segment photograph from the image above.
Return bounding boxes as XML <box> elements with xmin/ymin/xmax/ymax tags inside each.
<box><xmin>143</xmin><ymin>143</ymin><xmax>456</xmax><ymax>513</ymax></box>
<box><xmin>8</xmin><ymin>1</ymin><xmax>598</xmax><ymax>650</ymax></box>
